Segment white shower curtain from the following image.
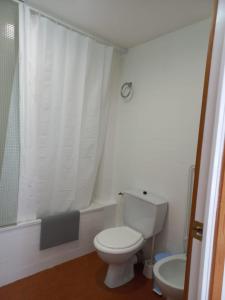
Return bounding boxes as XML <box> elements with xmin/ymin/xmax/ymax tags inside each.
<box><xmin>18</xmin><ymin>6</ymin><xmax>113</xmax><ymax>220</ymax></box>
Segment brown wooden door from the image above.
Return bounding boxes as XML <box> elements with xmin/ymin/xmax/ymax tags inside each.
<box><xmin>183</xmin><ymin>0</ymin><xmax>219</xmax><ymax>299</ymax></box>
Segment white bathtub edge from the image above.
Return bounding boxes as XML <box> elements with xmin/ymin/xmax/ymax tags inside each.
<box><xmin>0</xmin><ymin>201</ymin><xmax>117</xmax><ymax>233</ymax></box>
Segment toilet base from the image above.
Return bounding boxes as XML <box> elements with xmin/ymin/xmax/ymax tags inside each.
<box><xmin>104</xmin><ymin>256</ymin><xmax>136</xmax><ymax>288</ymax></box>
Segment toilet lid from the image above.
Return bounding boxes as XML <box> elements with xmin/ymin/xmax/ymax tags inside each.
<box><xmin>96</xmin><ymin>226</ymin><xmax>143</xmax><ymax>249</ymax></box>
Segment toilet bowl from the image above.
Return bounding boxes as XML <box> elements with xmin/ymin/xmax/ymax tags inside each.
<box><xmin>153</xmin><ymin>254</ymin><xmax>186</xmax><ymax>300</ymax></box>
<box><xmin>94</xmin><ymin>226</ymin><xmax>144</xmax><ymax>288</ymax></box>
<box><xmin>94</xmin><ymin>190</ymin><xmax>168</xmax><ymax>288</ymax></box>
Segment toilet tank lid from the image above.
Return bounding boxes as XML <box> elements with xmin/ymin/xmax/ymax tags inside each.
<box><xmin>124</xmin><ymin>190</ymin><xmax>167</xmax><ymax>206</ymax></box>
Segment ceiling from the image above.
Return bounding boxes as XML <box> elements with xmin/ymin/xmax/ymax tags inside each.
<box><xmin>25</xmin><ymin>0</ymin><xmax>212</xmax><ymax>48</ymax></box>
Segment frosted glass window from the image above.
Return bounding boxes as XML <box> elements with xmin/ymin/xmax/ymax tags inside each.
<box><xmin>0</xmin><ymin>0</ymin><xmax>19</xmax><ymax>226</ymax></box>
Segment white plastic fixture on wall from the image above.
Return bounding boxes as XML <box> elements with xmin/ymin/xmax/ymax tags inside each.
<box><xmin>120</xmin><ymin>82</ymin><xmax>134</xmax><ymax>102</ymax></box>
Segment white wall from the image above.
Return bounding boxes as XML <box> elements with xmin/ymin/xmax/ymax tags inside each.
<box><xmin>109</xmin><ymin>20</ymin><xmax>210</xmax><ymax>254</ymax></box>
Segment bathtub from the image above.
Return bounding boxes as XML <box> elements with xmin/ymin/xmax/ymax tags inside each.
<box><xmin>0</xmin><ymin>201</ymin><xmax>116</xmax><ymax>287</ymax></box>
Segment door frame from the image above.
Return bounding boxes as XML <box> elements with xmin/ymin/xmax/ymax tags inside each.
<box><xmin>184</xmin><ymin>0</ymin><xmax>225</xmax><ymax>298</ymax></box>
<box><xmin>209</xmin><ymin>147</ymin><xmax>225</xmax><ymax>299</ymax></box>
<box><xmin>208</xmin><ymin>0</ymin><xmax>225</xmax><ymax>297</ymax></box>
<box><xmin>198</xmin><ymin>0</ymin><xmax>225</xmax><ymax>294</ymax></box>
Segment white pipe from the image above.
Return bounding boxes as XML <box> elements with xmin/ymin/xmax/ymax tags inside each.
<box><xmin>150</xmin><ymin>235</ymin><xmax>156</xmax><ymax>265</ymax></box>
<box><xmin>12</xmin><ymin>0</ymin><xmax>127</xmax><ymax>53</ymax></box>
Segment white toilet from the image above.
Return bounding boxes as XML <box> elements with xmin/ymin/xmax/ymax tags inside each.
<box><xmin>94</xmin><ymin>190</ymin><xmax>168</xmax><ymax>288</ymax></box>
<box><xmin>153</xmin><ymin>253</ymin><xmax>186</xmax><ymax>300</ymax></box>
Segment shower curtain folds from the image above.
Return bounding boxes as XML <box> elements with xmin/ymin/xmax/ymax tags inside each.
<box><xmin>18</xmin><ymin>5</ymin><xmax>113</xmax><ymax>221</ymax></box>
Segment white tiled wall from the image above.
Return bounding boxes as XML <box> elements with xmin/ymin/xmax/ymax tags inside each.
<box><xmin>0</xmin><ymin>204</ymin><xmax>116</xmax><ymax>287</ymax></box>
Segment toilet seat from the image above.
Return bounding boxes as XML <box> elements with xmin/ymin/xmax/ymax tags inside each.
<box><xmin>94</xmin><ymin>226</ymin><xmax>144</xmax><ymax>254</ymax></box>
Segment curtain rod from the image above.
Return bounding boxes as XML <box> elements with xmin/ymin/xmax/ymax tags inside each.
<box><xmin>13</xmin><ymin>0</ymin><xmax>127</xmax><ymax>54</ymax></box>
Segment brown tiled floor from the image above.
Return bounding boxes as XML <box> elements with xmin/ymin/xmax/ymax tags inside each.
<box><xmin>0</xmin><ymin>252</ymin><xmax>164</xmax><ymax>300</ymax></box>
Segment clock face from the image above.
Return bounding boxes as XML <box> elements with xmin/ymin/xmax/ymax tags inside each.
<box><xmin>121</xmin><ymin>82</ymin><xmax>133</xmax><ymax>101</ymax></box>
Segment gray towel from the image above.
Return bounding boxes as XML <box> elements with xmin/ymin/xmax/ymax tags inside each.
<box><xmin>40</xmin><ymin>211</ymin><xmax>80</xmax><ymax>250</ymax></box>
